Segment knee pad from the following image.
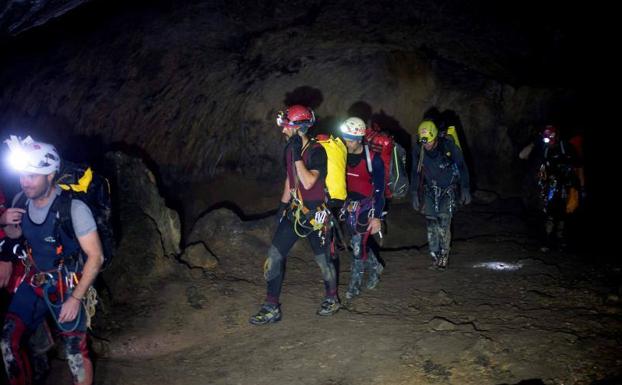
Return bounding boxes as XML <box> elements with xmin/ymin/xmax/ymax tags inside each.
<box><xmin>263</xmin><ymin>245</ymin><xmax>284</xmax><ymax>281</ymax></box>
<box><xmin>351</xmin><ymin>240</ymin><xmax>361</xmax><ymax>258</ymax></box>
<box><xmin>425</xmin><ymin>216</ymin><xmax>438</xmax><ymax>225</ymax></box>
<box><xmin>61</xmin><ymin>332</ymin><xmax>89</xmax><ymax>384</ymax></box>
<box><xmin>437</xmin><ymin>214</ymin><xmax>451</xmax><ymax>228</ymax></box>
<box><xmin>1</xmin><ymin>314</ymin><xmax>30</xmax><ymax>385</ymax></box>
<box><xmin>314</xmin><ymin>253</ymin><xmax>335</xmax><ymax>278</ymax></box>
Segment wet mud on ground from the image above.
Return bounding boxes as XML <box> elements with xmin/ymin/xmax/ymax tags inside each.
<box><xmin>43</xmin><ymin>194</ymin><xmax>622</xmax><ymax>385</ymax></box>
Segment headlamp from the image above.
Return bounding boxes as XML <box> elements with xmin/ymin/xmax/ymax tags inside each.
<box><xmin>419</xmin><ymin>129</ymin><xmax>432</xmax><ymax>144</ymax></box>
<box><xmin>7</xmin><ymin>148</ymin><xmax>30</xmax><ymax>171</ymax></box>
<box><xmin>276</xmin><ymin>111</ymin><xmax>288</xmax><ymax>127</ymax></box>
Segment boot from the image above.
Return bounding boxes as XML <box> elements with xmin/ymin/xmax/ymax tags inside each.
<box><xmin>249</xmin><ymin>303</ymin><xmax>282</xmax><ymax>325</ymax></box>
<box><xmin>365</xmin><ymin>254</ymin><xmax>384</xmax><ymax>290</ymax></box>
<box><xmin>317</xmin><ymin>297</ymin><xmax>340</xmax><ymax>316</ymax></box>
<box><xmin>346</xmin><ymin>259</ymin><xmax>364</xmax><ymax>299</ymax></box>
<box><xmin>437</xmin><ymin>251</ymin><xmax>449</xmax><ymax>269</ymax></box>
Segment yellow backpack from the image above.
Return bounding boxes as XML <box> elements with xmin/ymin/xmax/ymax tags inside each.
<box><xmin>446</xmin><ymin>126</ymin><xmax>462</xmax><ymax>149</ymax></box>
<box><xmin>566</xmin><ymin>187</ymin><xmax>579</xmax><ymax>214</ymax></box>
<box><xmin>314</xmin><ymin>135</ymin><xmax>347</xmax><ymax>202</ymax></box>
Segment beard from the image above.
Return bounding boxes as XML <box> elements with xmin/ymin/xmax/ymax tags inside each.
<box><xmin>23</xmin><ymin>179</ymin><xmax>51</xmax><ymax>200</ymax></box>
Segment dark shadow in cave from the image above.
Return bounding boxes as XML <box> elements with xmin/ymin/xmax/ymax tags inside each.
<box><xmin>497</xmin><ymin>379</ymin><xmax>545</xmax><ymax>385</ymax></box>
<box><xmin>107</xmin><ymin>141</ymin><xmax>184</xmax><ymax>240</ymax></box>
<box><xmin>346</xmin><ymin>101</ymin><xmax>412</xmax><ymax>154</ymax></box>
<box><xmin>347</xmin><ymin>101</ymin><xmax>373</xmax><ymax>124</ymax></box>
<box><xmin>195</xmin><ymin>200</ymin><xmax>274</xmax><ymax>223</ymax></box>
<box><xmin>283</xmin><ymin>86</ymin><xmax>323</xmax><ymax>110</ymax></box>
<box><xmin>311</xmin><ymin>115</ymin><xmax>341</xmax><ymax>138</ymax></box>
<box><xmin>370</xmin><ymin>109</ymin><xmax>412</xmax><ymax>155</ymax></box>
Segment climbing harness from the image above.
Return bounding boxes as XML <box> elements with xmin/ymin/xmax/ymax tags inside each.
<box><xmin>18</xmin><ymin>243</ymin><xmax>97</xmax><ymax>332</ymax></box>
<box><xmin>340</xmin><ymin>197</ymin><xmax>378</xmax><ymax>261</ymax></box>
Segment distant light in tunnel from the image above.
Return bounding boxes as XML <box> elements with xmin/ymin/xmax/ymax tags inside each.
<box><xmin>473</xmin><ymin>261</ymin><xmax>523</xmax><ymax>271</ymax></box>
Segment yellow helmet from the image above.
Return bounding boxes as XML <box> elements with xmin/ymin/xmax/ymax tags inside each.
<box><xmin>418</xmin><ymin>120</ymin><xmax>438</xmax><ymax>143</ymax></box>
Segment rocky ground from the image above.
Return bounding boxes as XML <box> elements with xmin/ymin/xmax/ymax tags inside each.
<box><xmin>39</xmin><ymin>188</ymin><xmax>622</xmax><ymax>385</ymax></box>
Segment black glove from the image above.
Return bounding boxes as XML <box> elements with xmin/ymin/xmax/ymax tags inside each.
<box><xmin>276</xmin><ymin>201</ymin><xmax>288</xmax><ymax>224</ymax></box>
<box><xmin>460</xmin><ymin>188</ymin><xmax>472</xmax><ymax>205</ymax></box>
<box><xmin>0</xmin><ymin>238</ymin><xmax>23</xmax><ymax>262</ymax></box>
<box><xmin>412</xmin><ymin>193</ymin><xmax>420</xmax><ymax>211</ymax></box>
<box><xmin>289</xmin><ymin>134</ymin><xmax>303</xmax><ymax>162</ymax></box>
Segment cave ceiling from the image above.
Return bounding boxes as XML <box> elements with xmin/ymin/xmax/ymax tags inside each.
<box><xmin>0</xmin><ymin>0</ymin><xmax>90</xmax><ymax>37</ymax></box>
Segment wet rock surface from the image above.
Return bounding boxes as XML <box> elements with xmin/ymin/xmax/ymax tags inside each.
<box><xmin>100</xmin><ymin>151</ymin><xmax>182</xmax><ymax>302</ymax></box>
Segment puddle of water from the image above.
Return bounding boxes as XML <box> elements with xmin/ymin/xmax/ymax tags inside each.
<box><xmin>472</xmin><ymin>261</ymin><xmax>523</xmax><ymax>271</ymax></box>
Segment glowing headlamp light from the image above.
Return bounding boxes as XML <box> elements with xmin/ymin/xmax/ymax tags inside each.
<box><xmin>543</xmin><ymin>137</ymin><xmax>550</xmax><ymax>144</ymax></box>
<box><xmin>419</xmin><ymin>128</ymin><xmax>433</xmax><ymax>144</ymax></box>
<box><xmin>276</xmin><ymin>111</ymin><xmax>288</xmax><ymax>127</ymax></box>
<box><xmin>8</xmin><ymin>148</ymin><xmax>31</xmax><ymax>171</ymax></box>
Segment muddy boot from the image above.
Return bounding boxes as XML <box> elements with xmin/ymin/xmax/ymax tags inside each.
<box><xmin>346</xmin><ymin>259</ymin><xmax>364</xmax><ymax>299</ymax></box>
<box><xmin>249</xmin><ymin>303</ymin><xmax>282</xmax><ymax>325</ymax></box>
<box><xmin>437</xmin><ymin>251</ymin><xmax>449</xmax><ymax>269</ymax></box>
<box><xmin>428</xmin><ymin>251</ymin><xmax>440</xmax><ymax>270</ymax></box>
<box><xmin>365</xmin><ymin>254</ymin><xmax>384</xmax><ymax>290</ymax></box>
<box><xmin>541</xmin><ymin>218</ymin><xmax>554</xmax><ymax>252</ymax></box>
<box><xmin>317</xmin><ymin>297</ymin><xmax>340</xmax><ymax>316</ymax></box>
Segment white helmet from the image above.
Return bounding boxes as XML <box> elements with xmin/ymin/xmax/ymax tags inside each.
<box><xmin>4</xmin><ymin>135</ymin><xmax>61</xmax><ymax>175</ymax></box>
<box><xmin>340</xmin><ymin>117</ymin><xmax>366</xmax><ymax>141</ymax></box>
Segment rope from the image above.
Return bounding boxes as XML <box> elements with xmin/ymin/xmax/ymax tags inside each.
<box><xmin>84</xmin><ymin>286</ymin><xmax>98</xmax><ymax>329</ymax></box>
<box><xmin>42</xmin><ymin>282</ymin><xmax>82</xmax><ymax>333</ymax></box>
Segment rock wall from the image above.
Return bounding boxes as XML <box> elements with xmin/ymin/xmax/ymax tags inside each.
<box><xmin>0</xmin><ymin>0</ymin><xmax>580</xmax><ymax>196</ymax></box>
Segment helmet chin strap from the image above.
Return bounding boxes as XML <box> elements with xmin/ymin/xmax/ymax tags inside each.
<box><xmin>297</xmin><ymin>125</ymin><xmax>309</xmax><ymax>135</ymax></box>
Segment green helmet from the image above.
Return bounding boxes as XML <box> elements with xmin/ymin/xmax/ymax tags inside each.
<box><xmin>418</xmin><ymin>120</ymin><xmax>438</xmax><ymax>143</ymax></box>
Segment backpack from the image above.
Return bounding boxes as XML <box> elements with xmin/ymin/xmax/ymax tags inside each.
<box><xmin>314</xmin><ymin>135</ymin><xmax>347</xmax><ymax>205</ymax></box>
<box><xmin>364</xmin><ymin>124</ymin><xmax>409</xmax><ymax>199</ymax></box>
<box><xmin>17</xmin><ymin>162</ymin><xmax>114</xmax><ymax>269</ymax></box>
<box><xmin>445</xmin><ymin>125</ymin><xmax>462</xmax><ymax>150</ymax></box>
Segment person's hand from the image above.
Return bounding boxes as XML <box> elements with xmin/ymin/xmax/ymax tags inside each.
<box><xmin>460</xmin><ymin>188</ymin><xmax>472</xmax><ymax>205</ymax></box>
<box><xmin>276</xmin><ymin>201</ymin><xmax>288</xmax><ymax>224</ymax></box>
<box><xmin>289</xmin><ymin>134</ymin><xmax>303</xmax><ymax>162</ymax></box>
<box><xmin>367</xmin><ymin>218</ymin><xmax>382</xmax><ymax>235</ymax></box>
<box><xmin>0</xmin><ymin>208</ymin><xmax>25</xmax><ymax>226</ymax></box>
<box><xmin>412</xmin><ymin>193</ymin><xmax>420</xmax><ymax>211</ymax></box>
<box><xmin>58</xmin><ymin>295</ymin><xmax>82</xmax><ymax>323</ymax></box>
<box><xmin>0</xmin><ymin>261</ymin><xmax>13</xmax><ymax>288</ymax></box>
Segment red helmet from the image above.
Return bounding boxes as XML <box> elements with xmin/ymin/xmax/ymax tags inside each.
<box><xmin>542</xmin><ymin>125</ymin><xmax>558</xmax><ymax>146</ymax></box>
<box><xmin>276</xmin><ymin>105</ymin><xmax>315</xmax><ymax>133</ymax></box>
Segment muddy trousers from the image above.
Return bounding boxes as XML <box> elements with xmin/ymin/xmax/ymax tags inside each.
<box><xmin>423</xmin><ymin>186</ymin><xmax>455</xmax><ymax>260</ymax></box>
<box><xmin>264</xmin><ymin>217</ymin><xmax>337</xmax><ymax>305</ymax></box>
<box><xmin>425</xmin><ymin>214</ymin><xmax>452</xmax><ymax>259</ymax></box>
<box><xmin>1</xmin><ymin>282</ymin><xmax>92</xmax><ymax>385</ymax></box>
<box><xmin>347</xmin><ymin>233</ymin><xmax>382</xmax><ymax>295</ymax></box>
<box><xmin>543</xmin><ymin>215</ymin><xmax>566</xmax><ymax>248</ymax></box>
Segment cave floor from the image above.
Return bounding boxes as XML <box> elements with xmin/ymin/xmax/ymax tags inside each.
<box><xmin>49</xmin><ymin>195</ymin><xmax>622</xmax><ymax>385</ymax></box>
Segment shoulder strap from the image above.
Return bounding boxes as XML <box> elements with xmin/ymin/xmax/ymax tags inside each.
<box><xmin>14</xmin><ymin>192</ymin><xmax>28</xmax><ymax>210</ymax></box>
<box><xmin>440</xmin><ymin>138</ymin><xmax>455</xmax><ymax>162</ymax></box>
<box><xmin>53</xmin><ymin>190</ymin><xmax>75</xmax><ymax>242</ymax></box>
<box><xmin>364</xmin><ymin>144</ymin><xmax>373</xmax><ymax>173</ymax></box>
